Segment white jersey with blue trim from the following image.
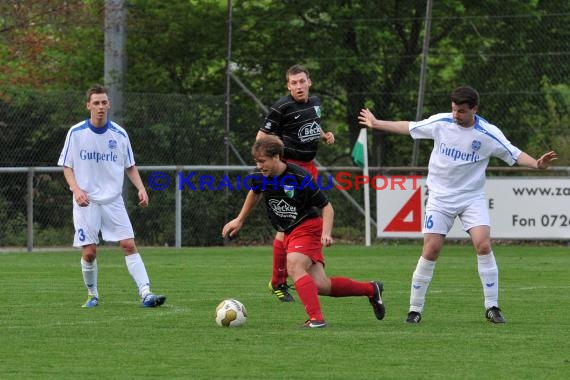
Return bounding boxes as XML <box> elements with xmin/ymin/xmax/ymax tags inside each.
<box><xmin>58</xmin><ymin>120</ymin><xmax>135</xmax><ymax>204</ymax></box>
<box><xmin>409</xmin><ymin>112</ymin><xmax>522</xmax><ymax>204</ymax></box>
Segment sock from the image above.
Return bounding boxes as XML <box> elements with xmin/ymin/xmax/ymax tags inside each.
<box><xmin>478</xmin><ymin>251</ymin><xmax>499</xmax><ymax>309</ymax></box>
<box><xmin>329</xmin><ymin>276</ymin><xmax>373</xmax><ymax>297</ymax></box>
<box><xmin>125</xmin><ymin>253</ymin><xmax>151</xmax><ymax>299</ymax></box>
<box><xmin>271</xmin><ymin>239</ymin><xmax>287</xmax><ymax>286</ymax></box>
<box><xmin>294</xmin><ymin>274</ymin><xmax>324</xmax><ymax>321</ymax></box>
<box><xmin>410</xmin><ymin>256</ymin><xmax>436</xmax><ymax>313</ymax></box>
<box><xmin>81</xmin><ymin>258</ymin><xmax>98</xmax><ymax>297</ymax></box>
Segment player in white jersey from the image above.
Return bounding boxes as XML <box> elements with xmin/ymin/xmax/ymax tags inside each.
<box><xmin>58</xmin><ymin>84</ymin><xmax>166</xmax><ymax>309</ymax></box>
<box><xmin>358</xmin><ymin>85</ymin><xmax>557</xmax><ymax>324</ymax></box>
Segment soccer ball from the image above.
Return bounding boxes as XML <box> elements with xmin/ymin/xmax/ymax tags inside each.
<box><xmin>215</xmin><ymin>299</ymin><xmax>247</xmax><ymax>327</ymax></box>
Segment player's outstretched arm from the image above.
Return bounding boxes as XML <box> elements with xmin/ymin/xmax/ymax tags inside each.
<box><xmin>358</xmin><ymin>108</ymin><xmax>411</xmax><ymax>135</ymax></box>
<box><xmin>222</xmin><ymin>191</ymin><xmax>262</xmax><ymax>238</ymax></box>
<box><xmin>516</xmin><ymin>151</ymin><xmax>557</xmax><ymax>169</ymax></box>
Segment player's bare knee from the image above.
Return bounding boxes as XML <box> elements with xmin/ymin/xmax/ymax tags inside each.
<box><xmin>81</xmin><ymin>245</ymin><xmax>97</xmax><ymax>262</ymax></box>
<box><xmin>475</xmin><ymin>243</ymin><xmax>492</xmax><ymax>255</ymax></box>
<box><xmin>287</xmin><ymin>265</ymin><xmax>302</xmax><ymax>280</ymax></box>
<box><xmin>119</xmin><ymin>239</ymin><xmax>137</xmax><ymax>254</ymax></box>
<box><xmin>472</xmin><ymin>238</ymin><xmax>492</xmax><ymax>255</ymax></box>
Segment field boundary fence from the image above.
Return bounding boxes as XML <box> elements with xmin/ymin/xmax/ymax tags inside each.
<box><xmin>2</xmin><ymin>165</ymin><xmax>569</xmax><ymax>252</ymax></box>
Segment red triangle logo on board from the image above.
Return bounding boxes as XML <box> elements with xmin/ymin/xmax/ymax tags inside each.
<box><xmin>384</xmin><ymin>187</ymin><xmax>422</xmax><ymax>232</ymax></box>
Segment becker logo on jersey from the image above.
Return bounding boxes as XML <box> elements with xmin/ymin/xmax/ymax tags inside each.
<box><xmin>297</xmin><ymin>121</ymin><xmax>321</xmax><ymax>142</ymax></box>
<box><xmin>268</xmin><ymin>199</ymin><xmax>297</xmax><ymax>219</ymax></box>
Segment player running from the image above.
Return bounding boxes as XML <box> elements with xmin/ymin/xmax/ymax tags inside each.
<box><xmin>222</xmin><ymin>135</ymin><xmax>385</xmax><ymax>328</ymax></box>
<box><xmin>257</xmin><ymin>64</ymin><xmax>335</xmax><ymax>302</ymax></box>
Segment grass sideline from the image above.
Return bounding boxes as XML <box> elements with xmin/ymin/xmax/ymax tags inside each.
<box><xmin>0</xmin><ymin>244</ymin><xmax>568</xmax><ymax>379</ymax></box>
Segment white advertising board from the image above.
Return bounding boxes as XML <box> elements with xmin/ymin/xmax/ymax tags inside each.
<box><xmin>376</xmin><ymin>177</ymin><xmax>570</xmax><ymax>239</ymax></box>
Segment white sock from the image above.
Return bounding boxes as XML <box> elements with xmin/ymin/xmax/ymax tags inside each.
<box><xmin>478</xmin><ymin>251</ymin><xmax>499</xmax><ymax>309</ymax></box>
<box><xmin>410</xmin><ymin>256</ymin><xmax>436</xmax><ymax>313</ymax></box>
<box><xmin>125</xmin><ymin>253</ymin><xmax>151</xmax><ymax>299</ymax></box>
<box><xmin>81</xmin><ymin>258</ymin><xmax>98</xmax><ymax>297</ymax></box>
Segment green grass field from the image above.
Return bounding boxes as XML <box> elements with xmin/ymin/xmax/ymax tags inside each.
<box><xmin>0</xmin><ymin>244</ymin><xmax>568</xmax><ymax>379</ymax></box>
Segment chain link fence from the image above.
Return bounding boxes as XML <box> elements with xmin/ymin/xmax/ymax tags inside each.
<box><xmin>1</xmin><ymin>7</ymin><xmax>569</xmax><ymax>248</ymax></box>
<box><xmin>0</xmin><ymin>91</ymin><xmax>367</xmax><ymax>248</ymax></box>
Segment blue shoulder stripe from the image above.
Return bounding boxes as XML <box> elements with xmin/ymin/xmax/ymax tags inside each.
<box><xmin>108</xmin><ymin>123</ymin><xmax>127</xmax><ymax>138</ymax></box>
<box><xmin>70</xmin><ymin>120</ymin><xmax>89</xmax><ymax>134</ymax></box>
<box><xmin>62</xmin><ymin>121</ymin><xmax>89</xmax><ymax>164</ymax></box>
<box><xmin>474</xmin><ymin>118</ymin><xmax>516</xmax><ymax>160</ymax></box>
<box><xmin>409</xmin><ymin>116</ymin><xmax>454</xmax><ymax>133</ymax></box>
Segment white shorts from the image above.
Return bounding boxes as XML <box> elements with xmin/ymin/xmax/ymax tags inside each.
<box><xmin>72</xmin><ymin>197</ymin><xmax>134</xmax><ymax>247</ymax></box>
<box><xmin>423</xmin><ymin>196</ymin><xmax>490</xmax><ymax>235</ymax></box>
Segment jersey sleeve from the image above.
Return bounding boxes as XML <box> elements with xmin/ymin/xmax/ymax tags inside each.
<box><xmin>123</xmin><ymin>133</ymin><xmax>136</xmax><ymax>168</ymax></box>
<box><xmin>409</xmin><ymin>113</ymin><xmax>452</xmax><ymax>140</ymax></box>
<box><xmin>259</xmin><ymin>103</ymin><xmax>283</xmax><ymax>136</ymax></box>
<box><xmin>57</xmin><ymin>128</ymin><xmax>74</xmax><ymax>168</ymax></box>
<box><xmin>484</xmin><ymin>126</ymin><xmax>522</xmax><ymax>166</ymax></box>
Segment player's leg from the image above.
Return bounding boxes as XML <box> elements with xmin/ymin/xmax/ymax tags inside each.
<box><xmin>469</xmin><ymin>225</ymin><xmax>497</xmax><ymax>309</ymax></box>
<box><xmin>288</xmin><ymin>251</ymin><xmax>326</xmax><ymax>327</ymax></box>
<box><xmin>120</xmin><ymin>239</ymin><xmax>166</xmax><ymax>307</ymax></box>
<box><xmin>101</xmin><ymin>200</ymin><xmax>166</xmax><ymax>307</ymax></box>
<box><xmin>314</xmin><ymin>271</ymin><xmax>385</xmax><ymax>321</ymax></box>
<box><xmin>73</xmin><ymin>202</ymin><xmax>101</xmax><ymax>308</ymax></box>
<box><xmin>285</xmin><ymin>218</ymin><xmax>326</xmax><ymax>327</ymax></box>
<box><xmin>406</xmin><ymin>233</ymin><xmax>444</xmax><ymax>323</ymax></box>
<box><xmin>268</xmin><ymin>231</ymin><xmax>294</xmax><ymax>302</ymax></box>
<box><xmin>407</xmin><ymin>206</ymin><xmax>452</xmax><ymax>323</ymax></box>
<box><xmin>80</xmin><ymin>244</ymin><xmax>99</xmax><ymax>308</ymax></box>
<box><xmin>462</xmin><ymin>200</ymin><xmax>505</xmax><ymax>323</ymax></box>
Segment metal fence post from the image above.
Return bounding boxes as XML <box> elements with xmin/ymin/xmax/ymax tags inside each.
<box><xmin>27</xmin><ymin>168</ymin><xmax>34</xmax><ymax>252</ymax></box>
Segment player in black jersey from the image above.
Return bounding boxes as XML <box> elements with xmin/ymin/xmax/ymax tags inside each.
<box><xmin>257</xmin><ymin>64</ymin><xmax>335</xmax><ymax>302</ymax></box>
<box><xmin>222</xmin><ymin>136</ymin><xmax>385</xmax><ymax>328</ymax></box>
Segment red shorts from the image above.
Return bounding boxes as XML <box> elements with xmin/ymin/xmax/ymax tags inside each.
<box><xmin>286</xmin><ymin>159</ymin><xmax>318</xmax><ymax>179</ymax></box>
<box><xmin>283</xmin><ymin>217</ymin><xmax>325</xmax><ymax>265</ymax></box>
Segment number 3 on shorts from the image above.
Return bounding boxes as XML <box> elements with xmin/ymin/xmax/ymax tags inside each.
<box><xmin>78</xmin><ymin>228</ymin><xmax>86</xmax><ymax>242</ymax></box>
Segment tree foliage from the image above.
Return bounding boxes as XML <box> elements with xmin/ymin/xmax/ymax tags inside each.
<box><xmin>1</xmin><ymin>0</ymin><xmax>569</xmax><ymax>245</ymax></box>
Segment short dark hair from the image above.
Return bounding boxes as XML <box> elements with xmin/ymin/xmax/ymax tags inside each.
<box><xmin>86</xmin><ymin>84</ymin><xmax>108</xmax><ymax>102</ymax></box>
<box><xmin>286</xmin><ymin>64</ymin><xmax>310</xmax><ymax>81</ymax></box>
<box><xmin>451</xmin><ymin>85</ymin><xmax>479</xmax><ymax>109</ymax></box>
<box><xmin>252</xmin><ymin>135</ymin><xmax>284</xmax><ymax>159</ymax></box>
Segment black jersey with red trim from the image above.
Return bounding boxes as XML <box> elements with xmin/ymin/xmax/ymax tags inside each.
<box><xmin>259</xmin><ymin>95</ymin><xmax>322</xmax><ymax>162</ymax></box>
<box><xmin>250</xmin><ymin>163</ymin><xmax>329</xmax><ymax>233</ymax></box>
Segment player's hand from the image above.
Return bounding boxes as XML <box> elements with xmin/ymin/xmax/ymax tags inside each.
<box><xmin>138</xmin><ymin>188</ymin><xmax>149</xmax><ymax>207</ymax></box>
<box><xmin>222</xmin><ymin>218</ymin><xmax>243</xmax><ymax>239</ymax></box>
<box><xmin>358</xmin><ymin>108</ymin><xmax>377</xmax><ymax>128</ymax></box>
<box><xmin>322</xmin><ymin>131</ymin><xmax>335</xmax><ymax>145</ymax></box>
<box><xmin>321</xmin><ymin>234</ymin><xmax>334</xmax><ymax>247</ymax></box>
<box><xmin>537</xmin><ymin>150</ymin><xmax>557</xmax><ymax>169</ymax></box>
<box><xmin>73</xmin><ymin>189</ymin><xmax>90</xmax><ymax>207</ymax></box>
